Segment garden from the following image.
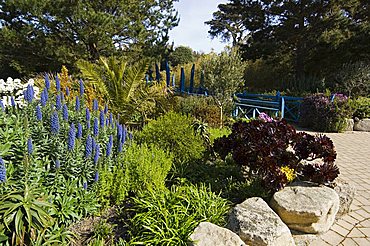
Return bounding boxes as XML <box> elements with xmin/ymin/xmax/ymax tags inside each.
<box><xmin>0</xmin><ymin>62</ymin><xmax>354</xmax><ymax>245</ymax></box>
<box><xmin>0</xmin><ymin>0</ymin><xmax>369</xmax><ymax>245</ymax></box>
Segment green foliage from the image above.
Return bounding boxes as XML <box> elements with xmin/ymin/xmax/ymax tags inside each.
<box><xmin>175</xmin><ymin>96</ymin><xmax>222</xmax><ymax>127</ymax></box>
<box><xmin>300</xmin><ymin>94</ymin><xmax>352</xmax><ymax>132</ymax></box>
<box><xmin>125</xmin><ymin>182</ymin><xmax>230</xmax><ymax>245</ymax></box>
<box><xmin>207</xmin><ymin>0</ymin><xmax>370</xmax><ymax>92</ymax></box>
<box><xmin>0</xmin><ymin>76</ymin><xmax>127</xmax><ymax>244</ymax></box>
<box><xmin>0</xmin><ymin>0</ymin><xmax>179</xmax><ymax>76</ymax></box>
<box><xmin>168</xmin><ymin>46</ymin><xmax>194</xmax><ymax>67</ymax></box>
<box><xmin>201</xmin><ymin>48</ymin><xmax>246</xmax><ymax>126</ymax></box>
<box><xmin>138</xmin><ymin>112</ymin><xmax>206</xmax><ymax>165</ymax></box>
<box><xmin>78</xmin><ymin>57</ymin><xmax>172</xmax><ymax>126</ymax></box>
<box><xmin>0</xmin><ymin>183</ymin><xmax>53</xmax><ymax>245</ymax></box>
<box><xmin>334</xmin><ymin>62</ymin><xmax>370</xmax><ymax>97</ymax></box>
<box><xmin>209</xmin><ymin>127</ymin><xmax>231</xmax><ymax>145</ymax></box>
<box><xmin>351</xmin><ymin>97</ymin><xmax>370</xmax><ymax>119</ymax></box>
<box><xmin>180</xmin><ymin>158</ymin><xmax>269</xmax><ymax>204</ymax></box>
<box><xmin>97</xmin><ymin>143</ymin><xmax>173</xmax><ymax>206</ymax></box>
<box><xmin>122</xmin><ymin>143</ymin><xmax>172</xmax><ymax>194</ymax></box>
<box><xmin>90</xmin><ymin>219</ymin><xmax>115</xmax><ymax>245</ymax></box>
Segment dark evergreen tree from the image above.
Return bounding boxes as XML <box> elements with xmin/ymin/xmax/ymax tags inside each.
<box><xmin>0</xmin><ymin>0</ymin><xmax>179</xmax><ymax>77</ymax></box>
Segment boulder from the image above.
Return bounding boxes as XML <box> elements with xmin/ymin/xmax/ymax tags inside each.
<box><xmin>334</xmin><ymin>179</ymin><xmax>356</xmax><ymax>218</ymax></box>
<box><xmin>344</xmin><ymin>119</ymin><xmax>354</xmax><ymax>131</ymax></box>
<box><xmin>270</xmin><ymin>182</ymin><xmax>339</xmax><ymax>234</ymax></box>
<box><xmin>189</xmin><ymin>222</ymin><xmax>246</xmax><ymax>246</ymax></box>
<box><xmin>354</xmin><ymin>118</ymin><xmax>370</xmax><ymax>131</ymax></box>
<box><xmin>227</xmin><ymin>197</ymin><xmax>295</xmax><ymax>246</ymax></box>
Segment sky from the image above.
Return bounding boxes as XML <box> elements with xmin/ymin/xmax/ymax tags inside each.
<box><xmin>169</xmin><ymin>0</ymin><xmax>229</xmax><ymax>53</ymax></box>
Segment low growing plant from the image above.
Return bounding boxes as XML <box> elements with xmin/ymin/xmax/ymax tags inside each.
<box><xmin>96</xmin><ymin>142</ymin><xmax>173</xmax><ymax>206</ymax></box>
<box><xmin>137</xmin><ymin>112</ymin><xmax>205</xmax><ymax>165</ymax></box>
<box><xmin>124</xmin><ymin>182</ymin><xmax>230</xmax><ymax>245</ymax></box>
<box><xmin>351</xmin><ymin>97</ymin><xmax>370</xmax><ymax>119</ymax></box>
<box><xmin>299</xmin><ymin>93</ymin><xmax>352</xmax><ymax>132</ymax></box>
<box><xmin>213</xmin><ymin>119</ymin><xmax>339</xmax><ymax>194</ymax></box>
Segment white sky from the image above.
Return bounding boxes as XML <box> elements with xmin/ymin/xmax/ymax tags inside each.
<box><xmin>169</xmin><ymin>0</ymin><xmax>230</xmax><ymax>53</ymax></box>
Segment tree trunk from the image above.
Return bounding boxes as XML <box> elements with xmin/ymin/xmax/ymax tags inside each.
<box><xmin>295</xmin><ymin>3</ymin><xmax>306</xmax><ymax>80</ymax></box>
<box><xmin>219</xmin><ymin>104</ymin><xmax>223</xmax><ymax>128</ymax></box>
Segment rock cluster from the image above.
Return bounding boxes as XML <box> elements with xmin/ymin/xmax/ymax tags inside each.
<box><xmin>189</xmin><ymin>181</ymin><xmax>350</xmax><ymax>245</ymax></box>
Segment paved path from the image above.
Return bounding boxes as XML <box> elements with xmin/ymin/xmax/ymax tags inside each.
<box><xmin>311</xmin><ymin>131</ymin><xmax>370</xmax><ymax>246</ymax></box>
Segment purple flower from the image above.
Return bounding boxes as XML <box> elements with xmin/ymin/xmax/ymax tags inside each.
<box><xmin>92</xmin><ymin>138</ymin><xmax>96</xmax><ymax>153</ymax></box>
<box><xmin>93</xmin><ymin>118</ymin><xmax>99</xmax><ymax>136</ymax></box>
<box><xmin>56</xmin><ymin>75</ymin><xmax>61</xmax><ymax>92</ymax></box>
<box><xmin>128</xmin><ymin>132</ymin><xmax>133</xmax><ymax>141</ymax></box>
<box><xmin>86</xmin><ymin>107</ymin><xmax>91</xmax><ymax>121</ymax></box>
<box><xmin>51</xmin><ymin>111</ymin><xmax>60</xmax><ymax>135</ymax></box>
<box><xmin>106</xmin><ymin>135</ymin><xmax>113</xmax><ymax>157</ymax></box>
<box><xmin>67</xmin><ymin>123</ymin><xmax>76</xmax><ymax>151</ymax></box>
<box><xmin>27</xmin><ymin>138</ymin><xmax>33</xmax><ymax>155</ymax></box>
<box><xmin>118</xmin><ymin>142</ymin><xmax>123</xmax><ymax>153</ymax></box>
<box><xmin>65</xmin><ymin>87</ymin><xmax>70</xmax><ymax>96</ymax></box>
<box><xmin>24</xmin><ymin>85</ymin><xmax>35</xmax><ymax>103</ymax></box>
<box><xmin>117</xmin><ymin>124</ymin><xmax>122</xmax><ymax>142</ymax></box>
<box><xmin>62</xmin><ymin>104</ymin><xmax>68</xmax><ymax>121</ymax></box>
<box><xmin>44</xmin><ymin>74</ymin><xmax>51</xmax><ymax>90</ymax></box>
<box><xmin>85</xmin><ymin>135</ymin><xmax>93</xmax><ymax>158</ymax></box>
<box><xmin>79</xmin><ymin>79</ymin><xmax>84</xmax><ymax>97</ymax></box>
<box><xmin>40</xmin><ymin>88</ymin><xmax>48</xmax><ymax>107</ymax></box>
<box><xmin>93</xmin><ymin>99</ymin><xmax>98</xmax><ymax>111</ymax></box>
<box><xmin>55</xmin><ymin>160</ymin><xmax>60</xmax><ymax>169</ymax></box>
<box><xmin>94</xmin><ymin>144</ymin><xmax>100</xmax><ymax>164</ymax></box>
<box><xmin>258</xmin><ymin>112</ymin><xmax>273</xmax><ymax>122</ymax></box>
<box><xmin>0</xmin><ymin>100</ymin><xmax>4</xmax><ymax>112</ymax></box>
<box><xmin>94</xmin><ymin>171</ymin><xmax>99</xmax><ymax>182</ymax></box>
<box><xmin>36</xmin><ymin>105</ymin><xmax>42</xmax><ymax>121</ymax></box>
<box><xmin>77</xmin><ymin>123</ymin><xmax>83</xmax><ymax>139</ymax></box>
<box><xmin>0</xmin><ymin>156</ymin><xmax>6</xmax><ymax>182</ymax></box>
<box><xmin>122</xmin><ymin>126</ymin><xmax>127</xmax><ymax>144</ymax></box>
<box><xmin>10</xmin><ymin>96</ymin><xmax>15</xmax><ymax>107</ymax></box>
<box><xmin>104</xmin><ymin>104</ymin><xmax>108</xmax><ymax>114</ymax></box>
<box><xmin>55</xmin><ymin>94</ymin><xmax>62</xmax><ymax>110</ymax></box>
<box><xmin>83</xmin><ymin>182</ymin><xmax>88</xmax><ymax>190</ymax></box>
<box><xmin>75</xmin><ymin>96</ymin><xmax>80</xmax><ymax>111</ymax></box>
<box><xmin>109</xmin><ymin>113</ymin><xmax>113</xmax><ymax>127</ymax></box>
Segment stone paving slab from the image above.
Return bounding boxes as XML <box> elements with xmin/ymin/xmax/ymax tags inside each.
<box><xmin>308</xmin><ymin>131</ymin><xmax>370</xmax><ymax>245</ymax></box>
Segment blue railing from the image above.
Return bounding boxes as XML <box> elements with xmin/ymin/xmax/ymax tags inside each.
<box><xmin>233</xmin><ymin>92</ymin><xmax>303</xmax><ymax>122</ymax></box>
<box><xmin>146</xmin><ymin>63</ymin><xmax>303</xmax><ymax>121</ymax></box>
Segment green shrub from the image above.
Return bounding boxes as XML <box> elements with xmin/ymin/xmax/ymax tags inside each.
<box><xmin>123</xmin><ymin>143</ymin><xmax>172</xmax><ymax>193</ymax></box>
<box><xmin>351</xmin><ymin>97</ymin><xmax>370</xmax><ymax>119</ymax></box>
<box><xmin>137</xmin><ymin>112</ymin><xmax>206</xmax><ymax>165</ymax></box>
<box><xmin>299</xmin><ymin>93</ymin><xmax>352</xmax><ymax>132</ymax></box>
<box><xmin>97</xmin><ymin>143</ymin><xmax>173</xmax><ymax>206</ymax></box>
<box><xmin>175</xmin><ymin>96</ymin><xmax>222</xmax><ymax>127</ymax></box>
<box><xmin>209</xmin><ymin>127</ymin><xmax>231</xmax><ymax>144</ymax></box>
<box><xmin>125</xmin><ymin>182</ymin><xmax>230</xmax><ymax>245</ymax></box>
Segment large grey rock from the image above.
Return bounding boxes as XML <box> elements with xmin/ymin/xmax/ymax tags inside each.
<box><xmin>354</xmin><ymin>118</ymin><xmax>370</xmax><ymax>131</ymax></box>
<box><xmin>334</xmin><ymin>179</ymin><xmax>356</xmax><ymax>218</ymax></box>
<box><xmin>270</xmin><ymin>182</ymin><xmax>339</xmax><ymax>234</ymax></box>
<box><xmin>345</xmin><ymin>119</ymin><xmax>354</xmax><ymax>131</ymax></box>
<box><xmin>227</xmin><ymin>197</ymin><xmax>295</xmax><ymax>246</ymax></box>
<box><xmin>189</xmin><ymin>222</ymin><xmax>246</xmax><ymax>246</ymax></box>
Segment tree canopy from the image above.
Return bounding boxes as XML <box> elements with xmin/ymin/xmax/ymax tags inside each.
<box><xmin>0</xmin><ymin>0</ymin><xmax>179</xmax><ymax>77</ymax></box>
<box><xmin>168</xmin><ymin>46</ymin><xmax>194</xmax><ymax>67</ymax></box>
<box><xmin>206</xmin><ymin>0</ymin><xmax>370</xmax><ymax>91</ymax></box>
